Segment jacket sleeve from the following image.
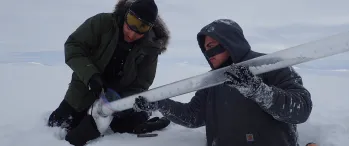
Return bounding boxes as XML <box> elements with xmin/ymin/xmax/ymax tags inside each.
<box><xmin>120</xmin><ymin>54</ymin><xmax>159</xmax><ymax>97</ymax></box>
<box><xmin>157</xmin><ymin>89</ymin><xmax>208</xmax><ymax>128</ymax></box>
<box><xmin>251</xmin><ymin>67</ymin><xmax>312</xmax><ymax>124</ymax></box>
<box><xmin>64</xmin><ymin>13</ymin><xmax>106</xmax><ymax>86</ymax></box>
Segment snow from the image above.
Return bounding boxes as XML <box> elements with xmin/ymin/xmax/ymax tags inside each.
<box><xmin>1</xmin><ymin>0</ymin><xmax>349</xmax><ymax>145</ymax></box>
<box><xmin>0</xmin><ymin>62</ymin><xmax>349</xmax><ymax>146</ymax></box>
<box><xmin>0</xmin><ymin>63</ymin><xmax>209</xmax><ymax>146</ymax></box>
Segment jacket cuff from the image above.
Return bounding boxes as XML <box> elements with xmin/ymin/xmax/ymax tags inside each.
<box><xmin>81</xmin><ymin>64</ymin><xmax>100</xmax><ymax>86</ymax></box>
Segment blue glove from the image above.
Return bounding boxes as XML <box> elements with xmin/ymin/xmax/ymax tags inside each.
<box><xmin>91</xmin><ymin>88</ymin><xmax>121</xmax><ymax>117</ymax></box>
<box><xmin>100</xmin><ymin>88</ymin><xmax>122</xmax><ymax>103</ymax></box>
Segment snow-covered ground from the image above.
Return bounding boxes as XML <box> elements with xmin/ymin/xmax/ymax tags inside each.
<box><xmin>0</xmin><ymin>62</ymin><xmax>348</xmax><ymax>146</ymax></box>
<box><xmin>1</xmin><ymin>0</ymin><xmax>349</xmax><ymax>145</ymax></box>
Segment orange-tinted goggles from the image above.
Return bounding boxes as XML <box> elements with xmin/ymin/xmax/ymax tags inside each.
<box><xmin>125</xmin><ymin>10</ymin><xmax>154</xmax><ymax>34</ymax></box>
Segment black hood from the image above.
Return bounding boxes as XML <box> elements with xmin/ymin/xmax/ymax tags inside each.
<box><xmin>197</xmin><ymin>19</ymin><xmax>251</xmax><ymax>68</ymax></box>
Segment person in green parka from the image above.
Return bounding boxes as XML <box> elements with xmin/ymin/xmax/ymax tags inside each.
<box><xmin>47</xmin><ymin>0</ymin><xmax>171</xmax><ymax>145</ymax></box>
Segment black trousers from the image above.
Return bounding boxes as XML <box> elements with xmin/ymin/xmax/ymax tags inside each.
<box><xmin>47</xmin><ymin>99</ymin><xmax>149</xmax><ymax>133</ymax></box>
<box><xmin>48</xmin><ymin>99</ymin><xmax>169</xmax><ymax>146</ymax></box>
<box><xmin>47</xmin><ymin>99</ymin><xmax>87</xmax><ymax>131</ymax></box>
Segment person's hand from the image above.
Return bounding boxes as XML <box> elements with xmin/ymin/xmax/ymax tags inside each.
<box><xmin>133</xmin><ymin>117</ymin><xmax>171</xmax><ymax>134</ymax></box>
<box><xmin>88</xmin><ymin>74</ymin><xmax>106</xmax><ymax>98</ymax></box>
<box><xmin>133</xmin><ymin>96</ymin><xmax>159</xmax><ymax>112</ymax></box>
<box><xmin>224</xmin><ymin>65</ymin><xmax>264</xmax><ymax>98</ymax></box>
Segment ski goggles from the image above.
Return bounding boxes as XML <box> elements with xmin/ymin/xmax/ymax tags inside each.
<box><xmin>125</xmin><ymin>10</ymin><xmax>154</xmax><ymax>34</ymax></box>
<box><xmin>204</xmin><ymin>44</ymin><xmax>226</xmax><ymax>58</ymax></box>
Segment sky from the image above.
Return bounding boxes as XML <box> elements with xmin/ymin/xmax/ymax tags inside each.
<box><xmin>0</xmin><ymin>0</ymin><xmax>349</xmax><ymax>67</ymax></box>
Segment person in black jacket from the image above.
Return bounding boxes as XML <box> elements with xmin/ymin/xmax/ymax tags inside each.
<box><xmin>133</xmin><ymin>19</ymin><xmax>313</xmax><ymax>146</ymax></box>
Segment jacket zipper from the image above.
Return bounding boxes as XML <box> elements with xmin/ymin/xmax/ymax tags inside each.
<box><xmin>211</xmin><ymin>87</ymin><xmax>219</xmax><ymax>146</ymax></box>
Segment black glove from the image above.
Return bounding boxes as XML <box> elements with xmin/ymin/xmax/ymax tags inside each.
<box><xmin>133</xmin><ymin>96</ymin><xmax>159</xmax><ymax>112</ymax></box>
<box><xmin>88</xmin><ymin>74</ymin><xmax>106</xmax><ymax>98</ymax></box>
<box><xmin>224</xmin><ymin>65</ymin><xmax>265</xmax><ymax>98</ymax></box>
<box><xmin>133</xmin><ymin>117</ymin><xmax>171</xmax><ymax>134</ymax></box>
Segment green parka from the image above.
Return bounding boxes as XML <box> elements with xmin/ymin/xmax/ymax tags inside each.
<box><xmin>63</xmin><ymin>0</ymin><xmax>170</xmax><ymax>112</ymax></box>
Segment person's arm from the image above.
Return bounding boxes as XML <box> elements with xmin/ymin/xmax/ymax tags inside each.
<box><xmin>255</xmin><ymin>67</ymin><xmax>312</xmax><ymax>124</ymax></box>
<box><xmin>225</xmin><ymin>66</ymin><xmax>312</xmax><ymax>124</ymax></box>
<box><xmin>64</xmin><ymin>13</ymin><xmax>111</xmax><ymax>86</ymax></box>
<box><xmin>157</xmin><ymin>90</ymin><xmax>208</xmax><ymax>128</ymax></box>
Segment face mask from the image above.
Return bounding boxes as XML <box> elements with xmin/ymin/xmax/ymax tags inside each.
<box><xmin>204</xmin><ymin>45</ymin><xmax>226</xmax><ymax>58</ymax></box>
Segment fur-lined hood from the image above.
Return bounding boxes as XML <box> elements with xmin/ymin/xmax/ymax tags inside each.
<box><xmin>113</xmin><ymin>0</ymin><xmax>170</xmax><ymax>54</ymax></box>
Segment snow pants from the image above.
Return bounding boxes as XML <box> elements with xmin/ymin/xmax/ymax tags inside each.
<box><xmin>48</xmin><ymin>99</ymin><xmax>149</xmax><ymax>132</ymax></box>
<box><xmin>47</xmin><ymin>99</ymin><xmax>170</xmax><ymax>145</ymax></box>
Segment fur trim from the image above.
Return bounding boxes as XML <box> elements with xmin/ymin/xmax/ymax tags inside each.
<box><xmin>113</xmin><ymin>0</ymin><xmax>170</xmax><ymax>54</ymax></box>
